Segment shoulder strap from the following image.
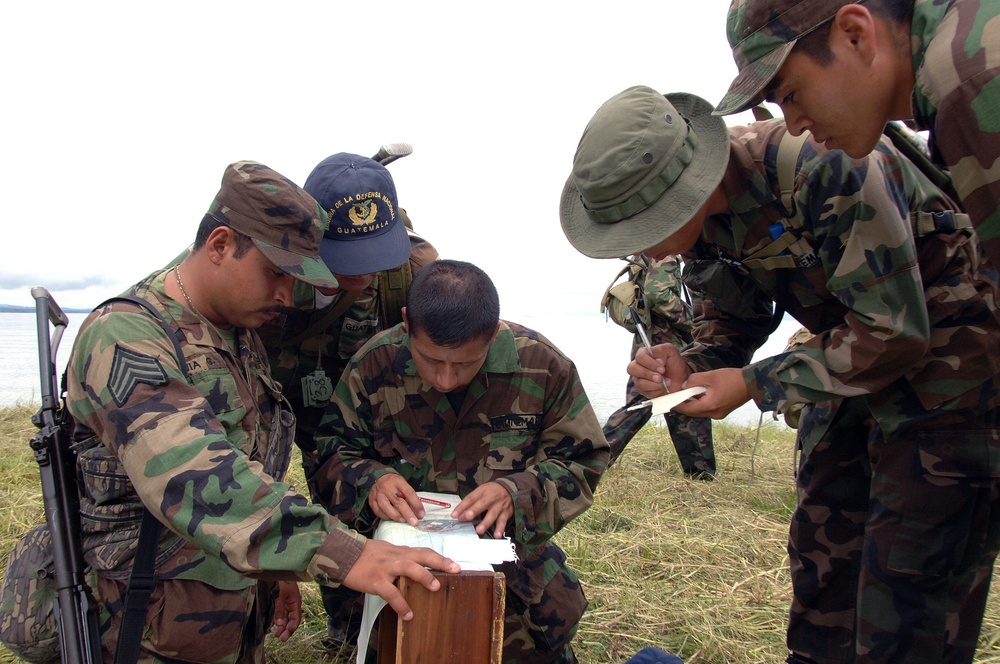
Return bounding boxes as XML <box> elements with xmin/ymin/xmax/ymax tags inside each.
<box><xmin>282</xmin><ymin>291</ymin><xmax>361</xmax><ymax>347</ymax></box>
<box><xmin>775</xmin><ymin>128</ymin><xmax>810</xmax><ymax>219</ymax></box>
<box><xmin>96</xmin><ymin>295</ymin><xmax>179</xmax><ymax>664</ymax></box>
<box><xmin>379</xmin><ymin>259</ymin><xmax>413</xmax><ymax>329</ymax></box>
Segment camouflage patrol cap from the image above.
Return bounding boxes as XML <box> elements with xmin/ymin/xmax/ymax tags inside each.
<box><xmin>560</xmin><ymin>86</ymin><xmax>730</xmax><ymax>259</ymax></box>
<box><xmin>714</xmin><ymin>0</ymin><xmax>863</xmax><ymax>115</ymax></box>
<box><xmin>207</xmin><ymin>161</ymin><xmax>338</xmax><ymax>290</ymax></box>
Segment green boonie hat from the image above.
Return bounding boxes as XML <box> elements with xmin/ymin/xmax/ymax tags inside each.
<box><xmin>560</xmin><ymin>86</ymin><xmax>730</xmax><ymax>259</ymax></box>
<box><xmin>714</xmin><ymin>0</ymin><xmax>863</xmax><ymax>116</ymax></box>
<box><xmin>207</xmin><ymin>161</ymin><xmax>338</xmax><ymax>290</ymax></box>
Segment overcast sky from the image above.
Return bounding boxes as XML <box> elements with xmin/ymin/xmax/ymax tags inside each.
<box><xmin>0</xmin><ymin>1</ymin><xmax>763</xmax><ymax>315</ymax></box>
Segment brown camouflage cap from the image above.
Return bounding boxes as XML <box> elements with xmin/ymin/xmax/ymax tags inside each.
<box><xmin>714</xmin><ymin>0</ymin><xmax>863</xmax><ymax>116</ymax></box>
<box><xmin>207</xmin><ymin>161</ymin><xmax>338</xmax><ymax>290</ymax></box>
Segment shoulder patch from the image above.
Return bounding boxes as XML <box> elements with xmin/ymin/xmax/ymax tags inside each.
<box><xmin>109</xmin><ymin>345</ymin><xmax>168</xmax><ymax>406</ymax></box>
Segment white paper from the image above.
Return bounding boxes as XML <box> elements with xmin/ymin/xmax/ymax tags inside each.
<box><xmin>354</xmin><ymin>491</ymin><xmax>517</xmax><ymax>662</ymax></box>
<box><xmin>626</xmin><ymin>385</ymin><xmax>707</xmax><ymax>415</ymax></box>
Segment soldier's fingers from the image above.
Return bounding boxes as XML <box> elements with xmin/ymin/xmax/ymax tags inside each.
<box><xmin>395</xmin><ymin>489</ymin><xmax>425</xmax><ymax>521</ymax></box>
<box><xmin>491</xmin><ymin>506</ymin><xmax>513</xmax><ymax>539</ymax></box>
<box><xmin>379</xmin><ymin>583</ymin><xmax>415</xmax><ymax>621</ymax></box>
<box><xmin>394</xmin><ymin>499</ymin><xmax>420</xmax><ymax>527</ymax></box>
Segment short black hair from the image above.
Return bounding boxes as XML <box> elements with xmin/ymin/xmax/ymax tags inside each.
<box><xmin>405</xmin><ymin>259</ymin><xmax>500</xmax><ymax>347</ymax></box>
<box><xmin>194</xmin><ymin>213</ymin><xmax>256</xmax><ymax>258</ymax></box>
<box><xmin>793</xmin><ymin>0</ymin><xmax>914</xmax><ymax>64</ymax></box>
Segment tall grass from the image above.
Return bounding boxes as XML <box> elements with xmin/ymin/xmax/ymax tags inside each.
<box><xmin>2</xmin><ymin>406</ymin><xmax>1000</xmax><ymax>662</ymax></box>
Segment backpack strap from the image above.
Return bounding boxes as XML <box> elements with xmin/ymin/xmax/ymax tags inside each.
<box><xmin>379</xmin><ymin>226</ymin><xmax>428</xmax><ymax>329</ymax></box>
<box><xmin>742</xmin><ymin>128</ymin><xmax>819</xmax><ymax>271</ymax></box>
<box><xmin>96</xmin><ymin>295</ymin><xmax>185</xmax><ymax>664</ymax></box>
<box><xmin>379</xmin><ymin>258</ymin><xmax>413</xmax><ymax>329</ymax></box>
<box><xmin>776</xmin><ymin>128</ymin><xmax>810</xmax><ymax>218</ymax></box>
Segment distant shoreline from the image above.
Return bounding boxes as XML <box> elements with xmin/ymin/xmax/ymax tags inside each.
<box><xmin>0</xmin><ymin>305</ymin><xmax>91</xmax><ymax>314</ymax></box>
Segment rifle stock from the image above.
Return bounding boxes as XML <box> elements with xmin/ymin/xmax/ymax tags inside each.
<box><xmin>29</xmin><ymin>287</ymin><xmax>102</xmax><ymax>664</ymax></box>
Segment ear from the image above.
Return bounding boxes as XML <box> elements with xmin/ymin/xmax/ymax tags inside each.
<box><xmin>401</xmin><ymin>307</ymin><xmax>409</xmax><ymax>333</ymax></box>
<box><xmin>831</xmin><ymin>4</ymin><xmax>879</xmax><ymax>62</ymax></box>
<box><xmin>204</xmin><ymin>226</ymin><xmax>236</xmax><ymax>266</ymax></box>
<box><xmin>488</xmin><ymin>321</ymin><xmax>501</xmax><ymax>345</ymax></box>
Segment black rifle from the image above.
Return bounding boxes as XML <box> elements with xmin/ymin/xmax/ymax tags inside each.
<box><xmin>28</xmin><ymin>286</ymin><xmax>102</xmax><ymax>664</ymax></box>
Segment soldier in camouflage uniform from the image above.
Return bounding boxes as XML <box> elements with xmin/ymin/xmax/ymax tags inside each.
<box><xmin>602</xmin><ymin>254</ymin><xmax>715</xmax><ymax>475</ymax></box>
<box><xmin>64</xmin><ymin>161</ymin><xmax>459</xmax><ymax>663</ymax></box>
<box><xmin>258</xmin><ymin>153</ymin><xmax>439</xmax><ymax>653</ymax></box>
<box><xmin>561</xmin><ymin>87</ymin><xmax>1000</xmax><ymax>664</ymax></box>
<box><xmin>714</xmin><ymin>0</ymin><xmax>1000</xmax><ymax>274</ymax></box>
<box><xmin>311</xmin><ymin>259</ymin><xmax>610</xmax><ymax>664</ymax></box>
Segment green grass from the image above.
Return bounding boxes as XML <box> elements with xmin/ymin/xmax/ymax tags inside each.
<box><xmin>3</xmin><ymin>407</ymin><xmax>1000</xmax><ymax>663</ymax></box>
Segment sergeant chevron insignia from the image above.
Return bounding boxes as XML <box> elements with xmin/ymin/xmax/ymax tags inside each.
<box><xmin>109</xmin><ymin>345</ymin><xmax>168</xmax><ymax>406</ymax></box>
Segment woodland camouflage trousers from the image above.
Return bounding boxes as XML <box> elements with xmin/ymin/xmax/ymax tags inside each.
<box><xmin>788</xmin><ymin>397</ymin><xmax>1000</xmax><ymax>664</ymax></box>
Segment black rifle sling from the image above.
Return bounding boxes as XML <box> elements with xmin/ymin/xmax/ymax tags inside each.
<box><xmin>98</xmin><ymin>295</ymin><xmax>189</xmax><ymax>664</ymax></box>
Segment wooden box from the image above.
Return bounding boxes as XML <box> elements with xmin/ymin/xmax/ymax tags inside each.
<box><xmin>377</xmin><ymin>570</ymin><xmax>505</xmax><ymax>664</ymax></box>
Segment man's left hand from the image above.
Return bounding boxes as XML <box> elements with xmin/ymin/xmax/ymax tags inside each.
<box><xmin>271</xmin><ymin>581</ymin><xmax>302</xmax><ymax>642</ymax></box>
<box><xmin>673</xmin><ymin>367</ymin><xmax>751</xmax><ymax>419</ymax></box>
<box><xmin>453</xmin><ymin>483</ymin><xmax>513</xmax><ymax>538</ymax></box>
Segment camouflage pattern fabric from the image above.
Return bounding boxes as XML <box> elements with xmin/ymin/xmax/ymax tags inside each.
<box><xmin>909</xmin><ymin>0</ymin><xmax>1000</xmax><ymax>271</ymax></box>
<box><xmin>682</xmin><ymin>119</ymin><xmax>1000</xmax><ymax>663</ymax></box>
<box><xmin>311</xmin><ymin>321</ymin><xmax>609</xmax><ymax>663</ymax></box>
<box><xmin>776</xmin><ymin>327</ymin><xmax>814</xmax><ymax>429</ymax></box>
<box><xmin>65</xmin><ymin>268</ymin><xmax>367</xmax><ymax>664</ymax></box>
<box><xmin>603</xmin><ymin>256</ymin><xmax>715</xmax><ymax>475</ymax></box>
<box><xmin>0</xmin><ymin>525</ymin><xmax>59</xmax><ymax>663</ymax></box>
<box><xmin>789</xmin><ymin>396</ymin><xmax>1000</xmax><ymax>663</ymax></box>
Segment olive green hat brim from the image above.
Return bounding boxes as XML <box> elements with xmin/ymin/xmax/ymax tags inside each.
<box><xmin>560</xmin><ymin>92</ymin><xmax>731</xmax><ymax>259</ymax></box>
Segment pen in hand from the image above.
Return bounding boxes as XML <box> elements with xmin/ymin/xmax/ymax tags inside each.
<box><xmin>629</xmin><ymin>305</ymin><xmax>670</xmax><ymax>394</ymax></box>
<box><xmin>397</xmin><ymin>492</ymin><xmax>452</xmax><ymax>508</ymax></box>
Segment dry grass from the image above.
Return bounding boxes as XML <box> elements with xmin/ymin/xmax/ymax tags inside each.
<box><xmin>2</xmin><ymin>408</ymin><xmax>1000</xmax><ymax>663</ymax></box>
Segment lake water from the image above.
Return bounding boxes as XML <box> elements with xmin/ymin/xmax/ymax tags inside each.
<box><xmin>0</xmin><ymin>311</ymin><xmax>786</xmax><ymax>426</ymax></box>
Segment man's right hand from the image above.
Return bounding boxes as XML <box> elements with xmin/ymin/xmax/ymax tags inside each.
<box><xmin>628</xmin><ymin>344</ymin><xmax>692</xmax><ymax>398</ymax></box>
<box><xmin>342</xmin><ymin>539</ymin><xmax>461</xmax><ymax>620</ymax></box>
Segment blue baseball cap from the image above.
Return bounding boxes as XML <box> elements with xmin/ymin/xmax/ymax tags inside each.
<box><xmin>304</xmin><ymin>153</ymin><xmax>410</xmax><ymax>276</ymax></box>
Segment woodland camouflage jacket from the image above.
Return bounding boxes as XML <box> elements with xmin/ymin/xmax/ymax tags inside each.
<box><xmin>65</xmin><ymin>269</ymin><xmax>366</xmax><ymax>611</ymax></box>
<box><xmin>684</xmin><ymin>120</ymin><xmax>1000</xmax><ymax>438</ymax></box>
<box><xmin>312</xmin><ymin>320</ymin><xmax>609</xmax><ymax>556</ymax></box>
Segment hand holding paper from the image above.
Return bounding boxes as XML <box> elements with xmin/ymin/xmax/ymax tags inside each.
<box><xmin>627</xmin><ymin>385</ymin><xmax>708</xmax><ymax>415</ymax></box>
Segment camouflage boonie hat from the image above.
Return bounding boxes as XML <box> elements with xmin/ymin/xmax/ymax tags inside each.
<box><xmin>207</xmin><ymin>160</ymin><xmax>338</xmax><ymax>290</ymax></box>
<box><xmin>0</xmin><ymin>525</ymin><xmax>59</xmax><ymax>663</ymax></box>
<box><xmin>714</xmin><ymin>0</ymin><xmax>864</xmax><ymax>116</ymax></box>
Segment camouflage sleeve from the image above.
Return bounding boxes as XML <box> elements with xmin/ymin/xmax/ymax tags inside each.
<box><xmin>67</xmin><ymin>307</ymin><xmax>366</xmax><ymax>585</ymax></box>
<box><xmin>489</xmin><ymin>349</ymin><xmax>609</xmax><ymax>557</ymax></box>
<box><xmin>311</xmin><ymin>356</ymin><xmax>398</xmax><ymax>534</ymax></box>
<box><xmin>682</xmin><ymin>279</ymin><xmax>773</xmax><ymax>371</ymax></box>
<box><xmin>742</xmin><ymin>150</ymin><xmax>930</xmax><ymax>411</ymax></box>
<box><xmin>913</xmin><ymin>0</ymin><xmax>1000</xmax><ymax>266</ymax></box>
